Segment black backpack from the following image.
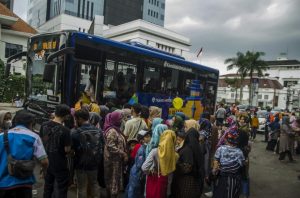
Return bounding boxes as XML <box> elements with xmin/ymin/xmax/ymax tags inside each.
<box><xmin>77</xmin><ymin>128</ymin><xmax>103</xmax><ymax>168</ymax></box>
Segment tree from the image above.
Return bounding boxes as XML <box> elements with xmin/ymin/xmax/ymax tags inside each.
<box><xmin>225</xmin><ymin>51</ymin><xmax>267</xmax><ymax>105</ymax></box>
<box><xmin>225</xmin><ymin>52</ymin><xmax>248</xmax><ymax>102</ymax></box>
<box><xmin>0</xmin><ymin>59</ymin><xmax>26</xmax><ymax>102</ymax></box>
<box><xmin>244</xmin><ymin>51</ymin><xmax>268</xmax><ymax>105</ymax></box>
<box><xmin>224</xmin><ymin>77</ymin><xmax>239</xmax><ymax>103</ymax></box>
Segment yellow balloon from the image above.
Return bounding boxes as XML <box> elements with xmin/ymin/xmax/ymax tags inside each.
<box><xmin>173</xmin><ymin>97</ymin><xmax>183</xmax><ymax>110</ymax></box>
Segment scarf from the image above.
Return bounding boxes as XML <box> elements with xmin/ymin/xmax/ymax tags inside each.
<box><xmin>146</xmin><ymin>124</ymin><xmax>168</xmax><ymax>157</ymax></box>
<box><xmin>172</xmin><ymin>116</ymin><xmax>184</xmax><ymax>132</ymax></box>
<box><xmin>185</xmin><ymin>119</ymin><xmax>200</xmax><ymax>132</ymax></box>
<box><xmin>151</xmin><ymin>118</ymin><xmax>164</xmax><ymax>131</ymax></box>
<box><xmin>158</xmin><ymin>130</ymin><xmax>177</xmax><ymax>176</ymax></box>
<box><xmin>179</xmin><ymin>128</ymin><xmax>204</xmax><ymax>178</ymax></box>
<box><xmin>149</xmin><ymin>106</ymin><xmax>162</xmax><ymax>122</ymax></box>
<box><xmin>103</xmin><ymin>111</ymin><xmax>123</xmax><ymax>135</ymax></box>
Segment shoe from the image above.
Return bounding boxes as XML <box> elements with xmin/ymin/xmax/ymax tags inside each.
<box><xmin>204</xmin><ymin>191</ymin><xmax>213</xmax><ymax>197</ymax></box>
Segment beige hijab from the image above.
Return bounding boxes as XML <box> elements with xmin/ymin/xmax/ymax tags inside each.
<box><xmin>184</xmin><ymin>119</ymin><xmax>200</xmax><ymax>132</ymax></box>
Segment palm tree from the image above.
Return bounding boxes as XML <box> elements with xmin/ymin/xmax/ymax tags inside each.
<box><xmin>225</xmin><ymin>51</ymin><xmax>268</xmax><ymax>105</ymax></box>
<box><xmin>224</xmin><ymin>77</ymin><xmax>239</xmax><ymax>103</ymax></box>
<box><xmin>225</xmin><ymin>52</ymin><xmax>248</xmax><ymax>102</ymax></box>
<box><xmin>244</xmin><ymin>51</ymin><xmax>268</xmax><ymax>105</ymax></box>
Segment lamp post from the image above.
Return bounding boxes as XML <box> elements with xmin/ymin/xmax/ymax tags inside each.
<box><xmin>286</xmin><ymin>83</ymin><xmax>292</xmax><ymax>111</ymax></box>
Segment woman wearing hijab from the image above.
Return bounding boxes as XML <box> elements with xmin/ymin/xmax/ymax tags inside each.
<box><xmin>142</xmin><ymin>130</ymin><xmax>177</xmax><ymax>198</ymax></box>
<box><xmin>149</xmin><ymin>106</ymin><xmax>162</xmax><ymax>123</ymax></box>
<box><xmin>217</xmin><ymin>116</ymin><xmax>238</xmax><ymax>148</ymax></box>
<box><xmin>279</xmin><ymin>116</ymin><xmax>295</xmax><ymax>161</ymax></box>
<box><xmin>103</xmin><ymin>111</ymin><xmax>127</xmax><ymax>198</ymax></box>
<box><xmin>212</xmin><ymin>128</ymin><xmax>245</xmax><ymax>198</ymax></box>
<box><xmin>172</xmin><ymin>127</ymin><xmax>204</xmax><ymax>198</ymax></box>
<box><xmin>151</xmin><ymin>118</ymin><xmax>164</xmax><ymax>131</ymax></box>
<box><xmin>266</xmin><ymin>117</ymin><xmax>280</xmax><ymax>151</ymax></box>
<box><xmin>172</xmin><ymin>115</ymin><xmax>185</xmax><ymax>134</ymax></box>
<box><xmin>184</xmin><ymin>119</ymin><xmax>200</xmax><ymax>132</ymax></box>
<box><xmin>146</xmin><ymin>124</ymin><xmax>168</xmax><ymax>157</ymax></box>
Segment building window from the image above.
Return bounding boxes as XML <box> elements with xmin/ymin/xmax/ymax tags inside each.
<box><xmin>161</xmin><ymin>3</ymin><xmax>165</xmax><ymax>9</ymax></box>
<box><xmin>157</xmin><ymin>1</ymin><xmax>159</xmax><ymax>6</ymax></box>
<box><xmin>86</xmin><ymin>1</ymin><xmax>90</xmax><ymax>19</ymax></box>
<box><xmin>5</xmin><ymin>43</ymin><xmax>23</xmax><ymax>58</ymax></box>
<box><xmin>82</xmin><ymin>0</ymin><xmax>85</xmax><ymax>18</ymax></box>
<box><xmin>79</xmin><ymin>27</ymin><xmax>81</xmax><ymax>31</ymax></box>
<box><xmin>258</xmin><ymin>94</ymin><xmax>262</xmax><ymax>99</ymax></box>
<box><xmin>151</xmin><ymin>10</ymin><xmax>153</xmax><ymax>16</ymax></box>
<box><xmin>160</xmin><ymin>14</ymin><xmax>164</xmax><ymax>20</ymax></box>
<box><xmin>156</xmin><ymin>12</ymin><xmax>158</xmax><ymax>18</ymax></box>
<box><xmin>66</xmin><ymin>0</ymin><xmax>74</xmax><ymax>3</ymax></box>
<box><xmin>83</xmin><ymin>28</ymin><xmax>85</xmax><ymax>32</ymax></box>
<box><xmin>231</xmin><ymin>93</ymin><xmax>235</xmax><ymax>99</ymax></box>
<box><xmin>77</xmin><ymin>0</ymin><xmax>81</xmax><ymax>17</ymax></box>
<box><xmin>148</xmin><ymin>9</ymin><xmax>150</xmax><ymax>15</ymax></box>
<box><xmin>91</xmin><ymin>2</ymin><xmax>94</xmax><ymax>20</ymax></box>
<box><xmin>264</xmin><ymin>95</ymin><xmax>269</xmax><ymax>100</ymax></box>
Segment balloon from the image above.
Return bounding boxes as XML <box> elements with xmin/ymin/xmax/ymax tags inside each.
<box><xmin>173</xmin><ymin>97</ymin><xmax>183</xmax><ymax>110</ymax></box>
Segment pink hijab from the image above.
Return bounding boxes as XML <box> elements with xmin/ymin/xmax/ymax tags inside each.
<box><xmin>104</xmin><ymin>111</ymin><xmax>123</xmax><ymax>135</ymax></box>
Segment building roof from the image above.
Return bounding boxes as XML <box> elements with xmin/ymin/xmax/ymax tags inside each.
<box><xmin>0</xmin><ymin>3</ymin><xmax>37</xmax><ymax>34</ymax></box>
<box><xmin>218</xmin><ymin>78</ymin><xmax>283</xmax><ymax>89</ymax></box>
<box><xmin>266</xmin><ymin>60</ymin><xmax>300</xmax><ymax>66</ymax></box>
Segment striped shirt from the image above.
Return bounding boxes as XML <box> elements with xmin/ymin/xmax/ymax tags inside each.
<box><xmin>215</xmin><ymin>145</ymin><xmax>244</xmax><ymax>174</ymax></box>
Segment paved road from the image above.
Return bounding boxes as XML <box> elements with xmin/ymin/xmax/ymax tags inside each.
<box><xmin>1</xmin><ymin>103</ymin><xmax>299</xmax><ymax>197</ymax></box>
<box><xmin>249</xmin><ymin>134</ymin><xmax>300</xmax><ymax>198</ymax></box>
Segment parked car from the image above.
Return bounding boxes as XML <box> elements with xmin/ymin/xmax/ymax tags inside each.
<box><xmin>237</xmin><ymin>105</ymin><xmax>259</xmax><ymax>113</ymax></box>
<box><xmin>257</xmin><ymin>110</ymin><xmax>268</xmax><ymax>133</ymax></box>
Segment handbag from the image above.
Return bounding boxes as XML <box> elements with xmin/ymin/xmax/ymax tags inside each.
<box><xmin>3</xmin><ymin>130</ymin><xmax>36</xmax><ymax>179</ymax></box>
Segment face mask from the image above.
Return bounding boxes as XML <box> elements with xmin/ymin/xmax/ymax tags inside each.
<box><xmin>4</xmin><ymin>120</ymin><xmax>12</xmax><ymax>130</ymax></box>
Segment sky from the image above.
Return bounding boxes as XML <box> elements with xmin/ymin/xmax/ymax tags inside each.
<box><xmin>13</xmin><ymin>0</ymin><xmax>300</xmax><ymax>74</ymax></box>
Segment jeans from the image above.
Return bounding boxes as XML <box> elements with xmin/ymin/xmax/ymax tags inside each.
<box><xmin>251</xmin><ymin>127</ymin><xmax>257</xmax><ymax>139</ymax></box>
<box><xmin>75</xmin><ymin>169</ymin><xmax>99</xmax><ymax>198</ymax></box>
<box><xmin>0</xmin><ymin>187</ymin><xmax>32</xmax><ymax>198</ymax></box>
<box><xmin>43</xmin><ymin>170</ymin><xmax>69</xmax><ymax>198</ymax></box>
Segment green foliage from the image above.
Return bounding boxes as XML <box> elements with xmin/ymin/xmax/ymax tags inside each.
<box><xmin>225</xmin><ymin>51</ymin><xmax>267</xmax><ymax>104</ymax></box>
<box><xmin>0</xmin><ymin>59</ymin><xmax>26</xmax><ymax>102</ymax></box>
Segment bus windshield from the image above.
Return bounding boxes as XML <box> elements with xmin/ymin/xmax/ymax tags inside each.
<box><xmin>27</xmin><ymin>34</ymin><xmax>65</xmax><ymax>103</ymax></box>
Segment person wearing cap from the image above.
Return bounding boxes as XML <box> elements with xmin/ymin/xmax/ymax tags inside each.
<box><xmin>212</xmin><ymin>129</ymin><xmax>245</xmax><ymax>198</ymax></box>
<box><xmin>125</xmin><ymin>130</ymin><xmax>152</xmax><ymax>198</ymax></box>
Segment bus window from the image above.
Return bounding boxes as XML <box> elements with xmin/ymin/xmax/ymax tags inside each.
<box><xmin>143</xmin><ymin>65</ymin><xmax>161</xmax><ymax>93</ymax></box>
<box><xmin>161</xmin><ymin>68</ymin><xmax>179</xmax><ymax>96</ymax></box>
<box><xmin>103</xmin><ymin>60</ymin><xmax>116</xmax><ymax>98</ymax></box>
<box><xmin>177</xmin><ymin>71</ymin><xmax>196</xmax><ymax>95</ymax></box>
<box><xmin>116</xmin><ymin>62</ymin><xmax>137</xmax><ymax>103</ymax></box>
<box><xmin>78</xmin><ymin>64</ymin><xmax>98</xmax><ymax>103</ymax></box>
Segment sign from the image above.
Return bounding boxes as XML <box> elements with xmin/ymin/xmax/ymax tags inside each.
<box><xmin>163</xmin><ymin>61</ymin><xmax>192</xmax><ymax>72</ymax></box>
<box><xmin>32</xmin><ymin>35</ymin><xmax>60</xmax><ymax>52</ymax></box>
<box><xmin>34</xmin><ymin>50</ymin><xmax>45</xmax><ymax>61</ymax></box>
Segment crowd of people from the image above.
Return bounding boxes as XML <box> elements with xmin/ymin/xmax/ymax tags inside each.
<box><xmin>0</xmin><ymin>102</ymin><xmax>300</xmax><ymax>198</ymax></box>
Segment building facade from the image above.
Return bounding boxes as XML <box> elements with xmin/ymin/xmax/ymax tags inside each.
<box><xmin>0</xmin><ymin>3</ymin><xmax>37</xmax><ymax>75</ymax></box>
<box><xmin>28</xmin><ymin>0</ymin><xmax>165</xmax><ymax>29</ymax></box>
<box><xmin>28</xmin><ymin>0</ymin><xmax>104</xmax><ymax>28</ymax></box>
<box><xmin>217</xmin><ymin>74</ymin><xmax>287</xmax><ymax>110</ymax></box>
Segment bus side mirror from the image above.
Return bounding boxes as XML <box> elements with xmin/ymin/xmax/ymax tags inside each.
<box><xmin>5</xmin><ymin>63</ymin><xmax>11</xmax><ymax>77</ymax></box>
<box><xmin>43</xmin><ymin>63</ymin><xmax>56</xmax><ymax>82</ymax></box>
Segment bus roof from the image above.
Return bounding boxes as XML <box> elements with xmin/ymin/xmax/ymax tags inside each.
<box><xmin>32</xmin><ymin>31</ymin><xmax>219</xmax><ymax>74</ymax></box>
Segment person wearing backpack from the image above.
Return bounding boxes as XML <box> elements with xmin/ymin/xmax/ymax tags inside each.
<box><xmin>40</xmin><ymin>104</ymin><xmax>72</xmax><ymax>198</ymax></box>
<box><xmin>72</xmin><ymin>109</ymin><xmax>103</xmax><ymax>198</ymax></box>
<box><xmin>0</xmin><ymin>110</ymin><xmax>48</xmax><ymax>198</ymax></box>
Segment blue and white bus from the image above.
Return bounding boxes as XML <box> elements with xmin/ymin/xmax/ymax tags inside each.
<box><xmin>20</xmin><ymin>31</ymin><xmax>218</xmax><ymax>121</ymax></box>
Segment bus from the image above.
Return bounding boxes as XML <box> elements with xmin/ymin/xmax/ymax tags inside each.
<box><xmin>9</xmin><ymin>31</ymin><xmax>219</xmax><ymax>121</ymax></box>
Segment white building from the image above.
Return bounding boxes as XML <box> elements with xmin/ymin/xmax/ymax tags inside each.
<box><xmin>102</xmin><ymin>19</ymin><xmax>191</xmax><ymax>57</ymax></box>
<box><xmin>217</xmin><ymin>74</ymin><xmax>287</xmax><ymax>110</ymax></box>
<box><xmin>0</xmin><ymin>2</ymin><xmax>37</xmax><ymax>75</ymax></box>
<box><xmin>265</xmin><ymin>59</ymin><xmax>300</xmax><ymax>87</ymax></box>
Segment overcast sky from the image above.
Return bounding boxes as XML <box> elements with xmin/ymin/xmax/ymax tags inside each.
<box><xmin>14</xmin><ymin>0</ymin><xmax>300</xmax><ymax>74</ymax></box>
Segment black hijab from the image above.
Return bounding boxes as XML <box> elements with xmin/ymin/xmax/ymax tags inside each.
<box><xmin>179</xmin><ymin>127</ymin><xmax>204</xmax><ymax>179</ymax></box>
